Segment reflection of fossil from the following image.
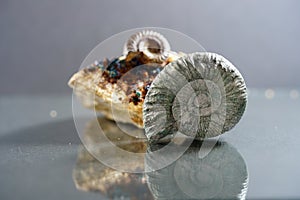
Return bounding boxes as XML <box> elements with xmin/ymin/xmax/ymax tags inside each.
<box><xmin>146</xmin><ymin>141</ymin><xmax>248</xmax><ymax>200</ymax></box>
<box><xmin>73</xmin><ymin>117</ymin><xmax>153</xmax><ymax>199</ymax></box>
<box><xmin>72</xmin><ymin>117</ymin><xmax>248</xmax><ymax>199</ymax></box>
<box><xmin>69</xmin><ymin>30</ymin><xmax>183</xmax><ymax>129</ymax></box>
<box><xmin>143</xmin><ymin>52</ymin><xmax>247</xmax><ymax>142</ymax></box>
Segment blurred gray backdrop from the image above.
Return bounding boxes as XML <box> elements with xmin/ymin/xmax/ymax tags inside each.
<box><xmin>1</xmin><ymin>0</ymin><xmax>300</xmax><ymax>94</ymax></box>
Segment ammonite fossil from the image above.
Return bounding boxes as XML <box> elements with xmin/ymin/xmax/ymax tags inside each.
<box><xmin>123</xmin><ymin>30</ymin><xmax>171</xmax><ymax>62</ymax></box>
<box><xmin>69</xmin><ymin>30</ymin><xmax>247</xmax><ymax>142</ymax></box>
<box><xmin>145</xmin><ymin>141</ymin><xmax>248</xmax><ymax>199</ymax></box>
<box><xmin>143</xmin><ymin>52</ymin><xmax>247</xmax><ymax>142</ymax></box>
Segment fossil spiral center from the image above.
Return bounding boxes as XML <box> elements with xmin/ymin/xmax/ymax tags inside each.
<box><xmin>192</xmin><ymin>93</ymin><xmax>210</xmax><ymax>108</ymax></box>
<box><xmin>171</xmin><ymin>79</ymin><xmax>223</xmax><ymax>135</ymax></box>
<box><xmin>173</xmin><ymin>79</ymin><xmax>222</xmax><ymax>118</ymax></box>
<box><xmin>138</xmin><ymin>38</ymin><xmax>162</xmax><ymax>54</ymax></box>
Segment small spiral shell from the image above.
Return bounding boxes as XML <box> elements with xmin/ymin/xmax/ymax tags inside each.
<box><xmin>143</xmin><ymin>52</ymin><xmax>247</xmax><ymax>143</ymax></box>
<box><xmin>123</xmin><ymin>30</ymin><xmax>171</xmax><ymax>62</ymax></box>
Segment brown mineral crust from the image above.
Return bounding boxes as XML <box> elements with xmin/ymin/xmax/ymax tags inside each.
<box><xmin>102</xmin><ymin>51</ymin><xmax>154</xmax><ymax>84</ymax></box>
<box><xmin>101</xmin><ymin>51</ymin><xmax>164</xmax><ymax>105</ymax></box>
<box><xmin>68</xmin><ymin>50</ymin><xmax>182</xmax><ymax>128</ymax></box>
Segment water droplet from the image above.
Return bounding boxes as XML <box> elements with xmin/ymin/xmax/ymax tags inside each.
<box><xmin>265</xmin><ymin>89</ymin><xmax>275</xmax><ymax>99</ymax></box>
<box><xmin>50</xmin><ymin>110</ymin><xmax>57</xmax><ymax>118</ymax></box>
<box><xmin>290</xmin><ymin>89</ymin><xmax>299</xmax><ymax>99</ymax></box>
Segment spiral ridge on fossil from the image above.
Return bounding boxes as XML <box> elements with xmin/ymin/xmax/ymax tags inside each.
<box><xmin>143</xmin><ymin>52</ymin><xmax>247</xmax><ymax>142</ymax></box>
<box><xmin>123</xmin><ymin>30</ymin><xmax>171</xmax><ymax>62</ymax></box>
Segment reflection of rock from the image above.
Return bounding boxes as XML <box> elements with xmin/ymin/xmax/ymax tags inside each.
<box><xmin>84</xmin><ymin>117</ymin><xmax>147</xmax><ymax>153</ymax></box>
<box><xmin>73</xmin><ymin>117</ymin><xmax>153</xmax><ymax>199</ymax></box>
<box><xmin>146</xmin><ymin>140</ymin><xmax>248</xmax><ymax>200</ymax></box>
<box><xmin>82</xmin><ymin>117</ymin><xmax>147</xmax><ymax>172</ymax></box>
<box><xmin>73</xmin><ymin>147</ymin><xmax>153</xmax><ymax>200</ymax></box>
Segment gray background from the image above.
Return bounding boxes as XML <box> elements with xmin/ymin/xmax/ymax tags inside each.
<box><xmin>1</xmin><ymin>0</ymin><xmax>300</xmax><ymax>94</ymax></box>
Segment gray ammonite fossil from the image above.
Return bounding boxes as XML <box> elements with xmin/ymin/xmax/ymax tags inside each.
<box><xmin>123</xmin><ymin>30</ymin><xmax>171</xmax><ymax>62</ymax></box>
<box><xmin>143</xmin><ymin>52</ymin><xmax>247</xmax><ymax>143</ymax></box>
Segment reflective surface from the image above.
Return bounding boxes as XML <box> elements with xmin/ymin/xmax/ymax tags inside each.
<box><xmin>146</xmin><ymin>141</ymin><xmax>248</xmax><ymax>199</ymax></box>
<box><xmin>73</xmin><ymin>146</ymin><xmax>152</xmax><ymax>200</ymax></box>
<box><xmin>72</xmin><ymin>117</ymin><xmax>247</xmax><ymax>199</ymax></box>
<box><xmin>0</xmin><ymin>89</ymin><xmax>300</xmax><ymax>199</ymax></box>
